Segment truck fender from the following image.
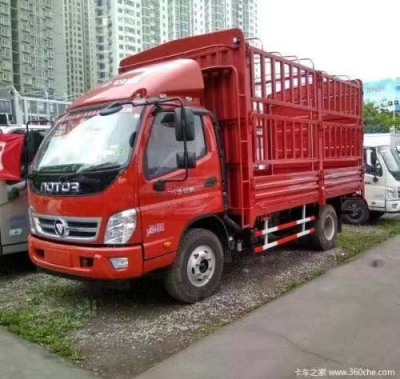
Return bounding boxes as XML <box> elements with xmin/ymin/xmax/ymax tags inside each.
<box><xmin>181</xmin><ymin>215</ymin><xmax>233</xmax><ymax>263</ymax></box>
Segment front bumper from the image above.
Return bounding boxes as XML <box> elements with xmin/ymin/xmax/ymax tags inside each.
<box><xmin>385</xmin><ymin>200</ymin><xmax>400</xmax><ymax>213</ymax></box>
<box><xmin>29</xmin><ymin>235</ymin><xmax>144</xmax><ymax>280</ymax></box>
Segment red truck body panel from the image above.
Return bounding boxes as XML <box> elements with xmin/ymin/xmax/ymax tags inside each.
<box><xmin>119</xmin><ymin>28</ymin><xmax>363</xmax><ymax>227</ymax></box>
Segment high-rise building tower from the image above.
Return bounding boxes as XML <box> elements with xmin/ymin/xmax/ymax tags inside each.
<box><xmin>7</xmin><ymin>0</ymin><xmax>67</xmax><ymax>95</ymax></box>
<box><xmin>167</xmin><ymin>0</ymin><xmax>192</xmax><ymax>41</ymax></box>
<box><xmin>1</xmin><ymin>0</ymin><xmax>259</xmax><ymax>95</ymax></box>
<box><xmin>93</xmin><ymin>0</ymin><xmax>258</xmax><ymax>83</ymax></box>
<box><xmin>95</xmin><ymin>0</ymin><xmax>147</xmax><ymax>82</ymax></box>
<box><xmin>0</xmin><ymin>0</ymin><xmax>13</xmax><ymax>88</ymax></box>
<box><xmin>63</xmin><ymin>0</ymin><xmax>97</xmax><ymax>97</ymax></box>
<box><xmin>193</xmin><ymin>0</ymin><xmax>258</xmax><ymax>38</ymax></box>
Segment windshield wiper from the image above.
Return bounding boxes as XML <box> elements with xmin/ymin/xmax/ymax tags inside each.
<box><xmin>27</xmin><ymin>164</ymin><xmax>77</xmax><ymax>179</ymax></box>
<box><xmin>59</xmin><ymin>162</ymin><xmax>122</xmax><ymax>181</ymax></box>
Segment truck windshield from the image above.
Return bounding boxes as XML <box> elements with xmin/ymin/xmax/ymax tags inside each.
<box><xmin>32</xmin><ymin>104</ymin><xmax>143</xmax><ymax>173</ymax></box>
<box><xmin>380</xmin><ymin>146</ymin><xmax>400</xmax><ymax>179</ymax></box>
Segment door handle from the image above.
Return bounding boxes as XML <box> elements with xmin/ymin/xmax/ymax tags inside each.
<box><xmin>204</xmin><ymin>177</ymin><xmax>218</xmax><ymax>188</ymax></box>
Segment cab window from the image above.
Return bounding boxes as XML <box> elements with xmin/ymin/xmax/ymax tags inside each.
<box><xmin>144</xmin><ymin>112</ymin><xmax>207</xmax><ymax>179</ymax></box>
<box><xmin>364</xmin><ymin>147</ymin><xmax>382</xmax><ymax>177</ymax></box>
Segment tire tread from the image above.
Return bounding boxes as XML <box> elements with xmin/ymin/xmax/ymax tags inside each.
<box><xmin>164</xmin><ymin>228</ymin><xmax>223</xmax><ymax>303</ymax></box>
<box><xmin>310</xmin><ymin>204</ymin><xmax>338</xmax><ymax>251</ymax></box>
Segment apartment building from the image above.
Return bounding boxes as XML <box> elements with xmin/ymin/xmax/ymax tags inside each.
<box><xmin>193</xmin><ymin>0</ymin><xmax>258</xmax><ymax>37</ymax></box>
<box><xmin>0</xmin><ymin>0</ymin><xmax>12</xmax><ymax>88</ymax></box>
<box><xmin>7</xmin><ymin>0</ymin><xmax>67</xmax><ymax>95</ymax></box>
<box><xmin>95</xmin><ymin>0</ymin><xmax>175</xmax><ymax>82</ymax></box>
<box><xmin>64</xmin><ymin>0</ymin><xmax>97</xmax><ymax>96</ymax></box>
<box><xmin>94</xmin><ymin>0</ymin><xmax>257</xmax><ymax>82</ymax></box>
<box><xmin>0</xmin><ymin>0</ymin><xmax>259</xmax><ymax>93</ymax></box>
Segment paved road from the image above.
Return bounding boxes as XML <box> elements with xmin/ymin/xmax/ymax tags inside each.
<box><xmin>0</xmin><ymin>327</ymin><xmax>96</xmax><ymax>379</ymax></box>
<box><xmin>137</xmin><ymin>236</ymin><xmax>400</xmax><ymax>379</ymax></box>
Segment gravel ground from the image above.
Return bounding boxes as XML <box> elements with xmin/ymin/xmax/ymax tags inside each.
<box><xmin>0</xmin><ymin>224</ymin><xmax>389</xmax><ymax>378</ymax></box>
<box><xmin>74</xmin><ymin>246</ymin><xmax>343</xmax><ymax>378</ymax></box>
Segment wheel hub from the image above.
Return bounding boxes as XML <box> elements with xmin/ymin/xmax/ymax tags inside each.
<box><xmin>324</xmin><ymin>215</ymin><xmax>335</xmax><ymax>241</ymax></box>
<box><xmin>349</xmin><ymin>203</ymin><xmax>361</xmax><ymax>218</ymax></box>
<box><xmin>187</xmin><ymin>245</ymin><xmax>216</xmax><ymax>287</ymax></box>
<box><xmin>199</xmin><ymin>260</ymin><xmax>209</xmax><ymax>273</ymax></box>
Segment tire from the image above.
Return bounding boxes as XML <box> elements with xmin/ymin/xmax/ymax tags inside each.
<box><xmin>164</xmin><ymin>228</ymin><xmax>224</xmax><ymax>303</ymax></box>
<box><xmin>342</xmin><ymin>198</ymin><xmax>370</xmax><ymax>225</ymax></box>
<box><xmin>310</xmin><ymin>204</ymin><xmax>338</xmax><ymax>251</ymax></box>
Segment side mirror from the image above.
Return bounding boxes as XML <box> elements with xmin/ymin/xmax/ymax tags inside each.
<box><xmin>371</xmin><ymin>150</ymin><xmax>377</xmax><ymax>167</ymax></box>
<box><xmin>175</xmin><ymin>107</ymin><xmax>195</xmax><ymax>142</ymax></box>
<box><xmin>177</xmin><ymin>152</ymin><xmax>196</xmax><ymax>169</ymax></box>
<box><xmin>374</xmin><ymin>161</ymin><xmax>382</xmax><ymax>177</ymax></box>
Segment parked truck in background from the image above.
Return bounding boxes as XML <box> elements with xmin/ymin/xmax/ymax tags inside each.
<box><xmin>0</xmin><ymin>125</ymin><xmax>49</xmax><ymax>258</ymax></box>
<box><xmin>343</xmin><ymin>133</ymin><xmax>400</xmax><ymax>224</ymax></box>
<box><xmin>27</xmin><ymin>29</ymin><xmax>364</xmax><ymax>303</ymax></box>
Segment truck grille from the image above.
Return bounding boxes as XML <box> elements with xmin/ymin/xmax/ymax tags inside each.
<box><xmin>33</xmin><ymin>214</ymin><xmax>101</xmax><ymax>242</ymax></box>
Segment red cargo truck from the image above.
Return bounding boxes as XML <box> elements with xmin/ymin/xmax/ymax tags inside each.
<box><xmin>28</xmin><ymin>29</ymin><xmax>364</xmax><ymax>302</ymax></box>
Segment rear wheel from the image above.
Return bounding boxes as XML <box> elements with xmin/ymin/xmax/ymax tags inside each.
<box><xmin>310</xmin><ymin>204</ymin><xmax>338</xmax><ymax>250</ymax></box>
<box><xmin>342</xmin><ymin>198</ymin><xmax>370</xmax><ymax>225</ymax></box>
<box><xmin>164</xmin><ymin>228</ymin><xmax>224</xmax><ymax>303</ymax></box>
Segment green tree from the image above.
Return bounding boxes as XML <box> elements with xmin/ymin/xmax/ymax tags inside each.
<box><xmin>364</xmin><ymin>102</ymin><xmax>400</xmax><ymax>133</ymax></box>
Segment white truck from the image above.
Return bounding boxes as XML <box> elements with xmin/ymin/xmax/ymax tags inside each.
<box><xmin>342</xmin><ymin>133</ymin><xmax>400</xmax><ymax>224</ymax></box>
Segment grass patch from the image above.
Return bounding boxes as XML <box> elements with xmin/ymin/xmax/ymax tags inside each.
<box><xmin>338</xmin><ymin>228</ymin><xmax>387</xmax><ymax>259</ymax></box>
<box><xmin>380</xmin><ymin>218</ymin><xmax>400</xmax><ymax>237</ymax></box>
<box><xmin>194</xmin><ymin>318</ymin><xmax>231</xmax><ymax>341</ymax></box>
<box><xmin>338</xmin><ymin>218</ymin><xmax>400</xmax><ymax>262</ymax></box>
<box><xmin>271</xmin><ymin>267</ymin><xmax>325</xmax><ymax>297</ymax></box>
<box><xmin>0</xmin><ymin>279</ymin><xmax>95</xmax><ymax>361</ymax></box>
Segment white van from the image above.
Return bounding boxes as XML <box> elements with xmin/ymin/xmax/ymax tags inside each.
<box><xmin>342</xmin><ymin>133</ymin><xmax>400</xmax><ymax>224</ymax></box>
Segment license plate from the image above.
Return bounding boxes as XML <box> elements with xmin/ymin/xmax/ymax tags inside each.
<box><xmin>45</xmin><ymin>249</ymin><xmax>72</xmax><ymax>267</ymax></box>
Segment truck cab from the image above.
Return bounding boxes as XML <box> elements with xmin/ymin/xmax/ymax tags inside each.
<box><xmin>29</xmin><ymin>60</ymin><xmax>225</xmax><ymax>302</ymax></box>
<box><xmin>343</xmin><ymin>133</ymin><xmax>400</xmax><ymax>224</ymax></box>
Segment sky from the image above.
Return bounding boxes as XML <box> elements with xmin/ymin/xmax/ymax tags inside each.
<box><xmin>258</xmin><ymin>0</ymin><xmax>400</xmax><ymax>83</ymax></box>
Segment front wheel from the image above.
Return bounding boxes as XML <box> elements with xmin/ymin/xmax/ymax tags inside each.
<box><xmin>310</xmin><ymin>204</ymin><xmax>338</xmax><ymax>250</ymax></box>
<box><xmin>164</xmin><ymin>228</ymin><xmax>224</xmax><ymax>303</ymax></box>
<box><xmin>342</xmin><ymin>198</ymin><xmax>370</xmax><ymax>225</ymax></box>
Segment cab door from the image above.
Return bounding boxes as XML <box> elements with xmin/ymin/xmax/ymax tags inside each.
<box><xmin>364</xmin><ymin>147</ymin><xmax>385</xmax><ymax>210</ymax></box>
<box><xmin>137</xmin><ymin>110</ymin><xmax>223</xmax><ymax>263</ymax></box>
<box><xmin>173</xmin><ymin>112</ymin><xmax>224</xmax><ymax>222</ymax></box>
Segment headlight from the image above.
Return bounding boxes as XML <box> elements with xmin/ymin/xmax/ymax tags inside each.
<box><xmin>28</xmin><ymin>207</ymin><xmax>36</xmax><ymax>234</ymax></box>
<box><xmin>386</xmin><ymin>187</ymin><xmax>398</xmax><ymax>200</ymax></box>
<box><xmin>104</xmin><ymin>209</ymin><xmax>137</xmax><ymax>244</ymax></box>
